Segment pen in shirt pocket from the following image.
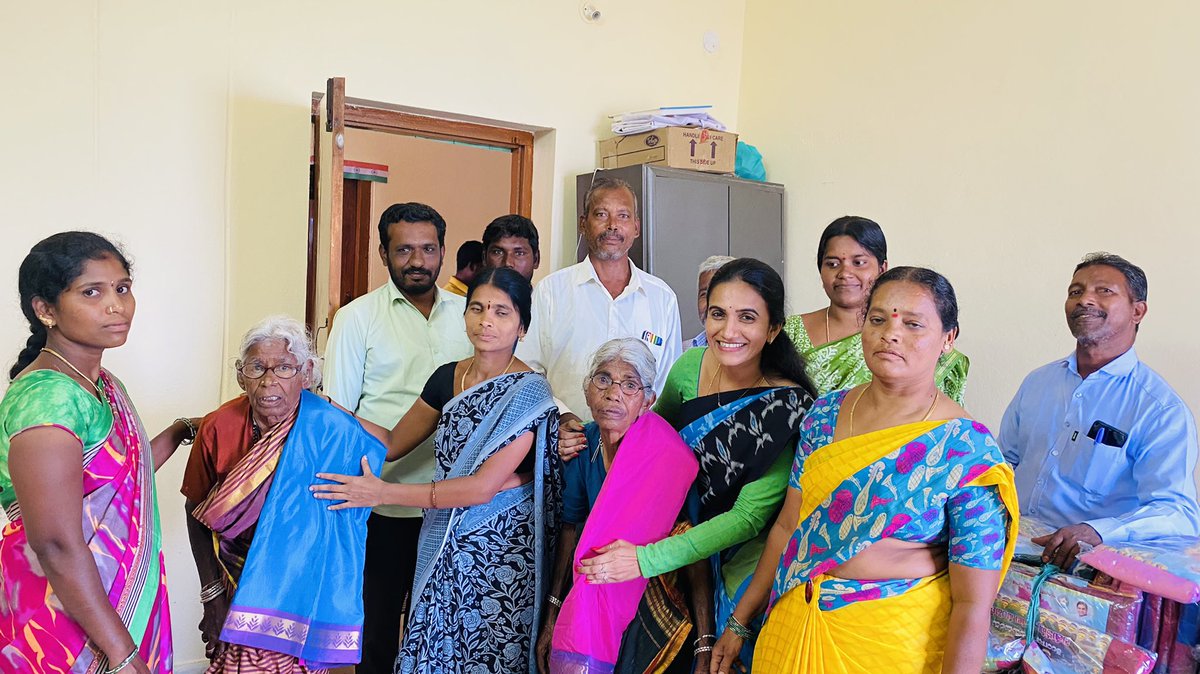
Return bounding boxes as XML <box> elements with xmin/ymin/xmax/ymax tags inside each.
<box><xmin>1085</xmin><ymin>420</ymin><xmax>1128</xmax><ymax>448</ymax></box>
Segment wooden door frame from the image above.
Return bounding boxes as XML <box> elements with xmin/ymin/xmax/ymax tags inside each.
<box><xmin>306</xmin><ymin>94</ymin><xmax>536</xmax><ymax>332</ymax></box>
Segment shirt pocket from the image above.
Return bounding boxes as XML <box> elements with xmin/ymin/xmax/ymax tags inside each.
<box><xmin>1064</xmin><ymin>441</ymin><xmax>1129</xmax><ymax>496</ymax></box>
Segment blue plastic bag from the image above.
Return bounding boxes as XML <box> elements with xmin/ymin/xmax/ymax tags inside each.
<box><xmin>735</xmin><ymin>141</ymin><xmax>766</xmax><ymax>181</ymax></box>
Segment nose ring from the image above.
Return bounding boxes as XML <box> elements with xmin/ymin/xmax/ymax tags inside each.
<box><xmin>107</xmin><ymin>306</ymin><xmax>117</xmax><ymax>315</ymax></box>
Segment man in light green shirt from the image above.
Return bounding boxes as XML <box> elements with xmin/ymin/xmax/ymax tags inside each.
<box><xmin>323</xmin><ymin>202</ymin><xmax>472</xmax><ymax>674</ymax></box>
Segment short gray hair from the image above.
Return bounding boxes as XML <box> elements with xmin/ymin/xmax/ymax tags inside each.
<box><xmin>699</xmin><ymin>255</ymin><xmax>736</xmax><ymax>276</ymax></box>
<box><xmin>1075</xmin><ymin>252</ymin><xmax>1148</xmax><ymax>302</ymax></box>
<box><xmin>582</xmin><ymin>338</ymin><xmax>657</xmax><ymax>393</ymax></box>
<box><xmin>583</xmin><ymin>176</ymin><xmax>639</xmax><ymax>216</ymax></box>
<box><xmin>237</xmin><ymin>315</ymin><xmax>322</xmax><ymax>388</ymax></box>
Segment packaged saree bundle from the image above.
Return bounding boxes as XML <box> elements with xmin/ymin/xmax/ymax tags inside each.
<box><xmin>986</xmin><ymin>594</ymin><xmax>1157</xmax><ymax>674</ymax></box>
<box><xmin>1164</xmin><ymin>602</ymin><xmax>1200</xmax><ymax>674</ymax></box>
<box><xmin>1012</xmin><ymin>516</ymin><xmax>1061</xmax><ymax>561</ymax></box>
<box><xmin>1000</xmin><ymin>562</ymin><xmax>1143</xmax><ymax>642</ymax></box>
<box><xmin>1079</xmin><ymin>538</ymin><xmax>1200</xmax><ymax>605</ymax></box>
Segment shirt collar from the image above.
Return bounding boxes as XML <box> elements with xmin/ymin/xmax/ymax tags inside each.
<box><xmin>385</xmin><ymin>280</ymin><xmax>456</xmax><ymax>310</ymax></box>
<box><xmin>574</xmin><ymin>256</ymin><xmax>644</xmax><ymax>296</ymax></box>
<box><xmin>1064</xmin><ymin>346</ymin><xmax>1139</xmax><ymax>378</ymax></box>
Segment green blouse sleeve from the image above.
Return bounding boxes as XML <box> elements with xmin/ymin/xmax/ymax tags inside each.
<box><xmin>653</xmin><ymin>347</ymin><xmax>702</xmax><ymax>427</ymax></box>
<box><xmin>936</xmin><ymin>349</ymin><xmax>971</xmax><ymax>406</ymax></box>
<box><xmin>636</xmin><ymin>448</ymin><xmax>792</xmax><ymax>578</ymax></box>
<box><xmin>0</xmin><ymin>370</ymin><xmax>107</xmax><ymax>446</ymax></box>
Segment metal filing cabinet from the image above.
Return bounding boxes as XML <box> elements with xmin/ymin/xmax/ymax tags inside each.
<box><xmin>576</xmin><ymin>165</ymin><xmax>785</xmax><ymax>340</ymax></box>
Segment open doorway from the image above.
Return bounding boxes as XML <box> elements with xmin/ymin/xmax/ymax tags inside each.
<box><xmin>307</xmin><ymin>85</ymin><xmax>536</xmax><ymax>337</ymax></box>
<box><xmin>344</xmin><ymin>129</ymin><xmax>513</xmax><ymax>292</ymax></box>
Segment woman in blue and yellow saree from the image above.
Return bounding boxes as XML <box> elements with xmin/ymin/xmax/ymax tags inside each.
<box><xmin>314</xmin><ymin>268</ymin><xmax>561</xmax><ymax>674</ymax></box>
<box><xmin>709</xmin><ymin>267</ymin><xmax>1017</xmax><ymax>674</ymax></box>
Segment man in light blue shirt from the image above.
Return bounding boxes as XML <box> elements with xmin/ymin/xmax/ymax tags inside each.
<box><xmin>1000</xmin><ymin>252</ymin><xmax>1200</xmax><ymax>567</ymax></box>
<box><xmin>324</xmin><ymin>202</ymin><xmax>472</xmax><ymax>674</ymax></box>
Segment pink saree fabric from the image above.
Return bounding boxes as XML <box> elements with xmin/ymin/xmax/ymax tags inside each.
<box><xmin>551</xmin><ymin>411</ymin><xmax>697</xmax><ymax>673</ymax></box>
<box><xmin>0</xmin><ymin>371</ymin><xmax>172</xmax><ymax>673</ymax></box>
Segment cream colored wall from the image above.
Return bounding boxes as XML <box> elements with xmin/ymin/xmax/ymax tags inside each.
<box><xmin>1</xmin><ymin>2</ymin><xmax>745</xmax><ymax>668</ymax></box>
<box><xmin>738</xmin><ymin>1</ymin><xmax>1200</xmax><ymax>428</ymax></box>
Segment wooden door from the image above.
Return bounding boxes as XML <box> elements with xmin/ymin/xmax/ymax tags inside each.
<box><xmin>308</xmin><ymin>77</ymin><xmax>345</xmax><ymax>346</ymax></box>
<box><xmin>307</xmin><ymin>78</ymin><xmax>537</xmax><ymax>340</ymax></box>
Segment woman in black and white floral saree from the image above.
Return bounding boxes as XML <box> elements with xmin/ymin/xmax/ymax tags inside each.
<box><xmin>398</xmin><ymin>369</ymin><xmax>561</xmax><ymax>673</ymax></box>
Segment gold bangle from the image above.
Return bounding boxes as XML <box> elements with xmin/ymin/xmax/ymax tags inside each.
<box><xmin>430</xmin><ymin>480</ymin><xmax>438</xmax><ymax>510</ymax></box>
<box><xmin>102</xmin><ymin>647</ymin><xmax>138</xmax><ymax>674</ymax></box>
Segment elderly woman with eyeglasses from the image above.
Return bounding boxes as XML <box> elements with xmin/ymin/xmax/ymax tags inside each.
<box><xmin>536</xmin><ymin>338</ymin><xmax>712</xmax><ymax>674</ymax></box>
<box><xmin>181</xmin><ymin>316</ymin><xmax>387</xmax><ymax>673</ymax></box>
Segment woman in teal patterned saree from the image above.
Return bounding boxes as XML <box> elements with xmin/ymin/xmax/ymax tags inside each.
<box><xmin>782</xmin><ymin>216</ymin><xmax>969</xmax><ymax>401</ymax></box>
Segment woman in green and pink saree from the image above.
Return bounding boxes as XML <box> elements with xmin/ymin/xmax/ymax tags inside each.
<box><xmin>0</xmin><ymin>232</ymin><xmax>195</xmax><ymax>674</ymax></box>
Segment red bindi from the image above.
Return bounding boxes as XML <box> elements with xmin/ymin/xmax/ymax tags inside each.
<box><xmin>892</xmin><ymin>309</ymin><xmax>899</xmax><ymax>317</ymax></box>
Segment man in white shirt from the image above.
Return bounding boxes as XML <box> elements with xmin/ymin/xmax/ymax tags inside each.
<box><xmin>518</xmin><ymin>177</ymin><xmax>682</xmax><ymax>459</ymax></box>
<box><xmin>323</xmin><ymin>202</ymin><xmax>472</xmax><ymax>674</ymax></box>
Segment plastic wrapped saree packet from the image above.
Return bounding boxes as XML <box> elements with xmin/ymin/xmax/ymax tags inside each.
<box><xmin>1155</xmin><ymin>600</ymin><xmax>1179</xmax><ymax>674</ymax></box>
<box><xmin>1165</xmin><ymin>603</ymin><xmax>1200</xmax><ymax>674</ymax></box>
<box><xmin>987</xmin><ymin>595</ymin><xmax>1157</xmax><ymax>674</ymax></box>
<box><xmin>1001</xmin><ymin>562</ymin><xmax>1143</xmax><ymax>642</ymax></box>
<box><xmin>1078</xmin><ymin>537</ymin><xmax>1200</xmax><ymax>604</ymax></box>
<box><xmin>1014</xmin><ymin>516</ymin><xmax>1060</xmax><ymax>562</ymax></box>
<box><xmin>1139</xmin><ymin>594</ymin><xmax>1163</xmax><ymax>652</ymax></box>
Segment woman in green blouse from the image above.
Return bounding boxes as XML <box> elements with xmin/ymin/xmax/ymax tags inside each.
<box><xmin>576</xmin><ymin>259</ymin><xmax>815</xmax><ymax>669</ymax></box>
<box><xmin>782</xmin><ymin>216</ymin><xmax>970</xmax><ymax>402</ymax></box>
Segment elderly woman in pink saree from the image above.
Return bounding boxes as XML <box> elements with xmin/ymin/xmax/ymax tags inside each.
<box><xmin>0</xmin><ymin>232</ymin><xmax>196</xmax><ymax>674</ymax></box>
<box><xmin>537</xmin><ymin>339</ymin><xmax>709</xmax><ymax>674</ymax></box>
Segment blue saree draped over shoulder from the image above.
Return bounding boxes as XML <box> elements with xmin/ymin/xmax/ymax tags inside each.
<box><xmin>218</xmin><ymin>391</ymin><xmax>388</xmax><ymax>669</ymax></box>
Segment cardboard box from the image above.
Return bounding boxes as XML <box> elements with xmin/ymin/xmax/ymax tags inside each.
<box><xmin>598</xmin><ymin>127</ymin><xmax>737</xmax><ymax>173</ymax></box>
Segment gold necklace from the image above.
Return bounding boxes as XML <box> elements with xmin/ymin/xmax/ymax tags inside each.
<box><xmin>40</xmin><ymin>347</ymin><xmax>102</xmax><ymax>398</ymax></box>
<box><xmin>460</xmin><ymin>353</ymin><xmax>517</xmax><ymax>393</ymax></box>
<box><xmin>848</xmin><ymin>382</ymin><xmax>939</xmax><ymax>436</ymax></box>
<box><xmin>824</xmin><ymin>306</ymin><xmax>831</xmax><ymax>345</ymax></box>
<box><xmin>711</xmin><ymin>362</ymin><xmax>767</xmax><ymax>406</ymax></box>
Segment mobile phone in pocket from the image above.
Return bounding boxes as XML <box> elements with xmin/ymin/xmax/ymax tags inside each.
<box><xmin>1086</xmin><ymin>420</ymin><xmax>1128</xmax><ymax>448</ymax></box>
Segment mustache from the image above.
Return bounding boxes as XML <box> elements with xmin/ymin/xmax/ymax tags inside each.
<box><xmin>401</xmin><ymin>267</ymin><xmax>432</xmax><ymax>276</ymax></box>
<box><xmin>598</xmin><ymin>231</ymin><xmax>625</xmax><ymax>243</ymax></box>
<box><xmin>1070</xmin><ymin>307</ymin><xmax>1107</xmax><ymax>320</ymax></box>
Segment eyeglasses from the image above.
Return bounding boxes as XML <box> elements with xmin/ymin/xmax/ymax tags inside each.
<box><xmin>589</xmin><ymin>373</ymin><xmax>645</xmax><ymax>396</ymax></box>
<box><xmin>237</xmin><ymin>362</ymin><xmax>301</xmax><ymax>380</ymax></box>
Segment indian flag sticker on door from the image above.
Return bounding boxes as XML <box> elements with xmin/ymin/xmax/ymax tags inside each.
<box><xmin>343</xmin><ymin>160</ymin><xmax>389</xmax><ymax>183</ymax></box>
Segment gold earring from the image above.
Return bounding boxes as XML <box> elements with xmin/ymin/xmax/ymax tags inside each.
<box><xmin>40</xmin><ymin>316</ymin><xmax>55</xmax><ymax>329</ymax></box>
